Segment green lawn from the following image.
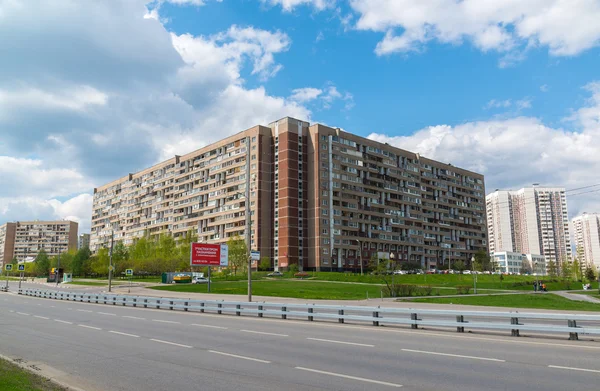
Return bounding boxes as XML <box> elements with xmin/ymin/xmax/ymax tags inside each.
<box><xmin>0</xmin><ymin>358</ymin><xmax>66</xmax><ymax>391</ymax></box>
<box><xmin>411</xmin><ymin>293</ymin><xmax>600</xmax><ymax>311</ymax></box>
<box><xmin>66</xmin><ymin>281</ymin><xmax>109</xmax><ymax>286</ymax></box>
<box><xmin>151</xmin><ymin>279</ymin><xmax>385</xmax><ymax>300</ymax></box>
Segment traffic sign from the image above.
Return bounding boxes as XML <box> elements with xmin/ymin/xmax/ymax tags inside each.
<box><xmin>250</xmin><ymin>250</ymin><xmax>260</xmax><ymax>261</ymax></box>
<box><xmin>17</xmin><ymin>264</ymin><xmax>25</xmax><ymax>271</ymax></box>
<box><xmin>108</xmin><ymin>265</ymin><xmax>115</xmax><ymax>272</ymax></box>
<box><xmin>125</xmin><ymin>269</ymin><xmax>133</xmax><ymax>276</ymax></box>
<box><xmin>4</xmin><ymin>264</ymin><xmax>13</xmax><ymax>272</ymax></box>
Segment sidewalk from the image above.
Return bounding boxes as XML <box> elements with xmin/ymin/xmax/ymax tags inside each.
<box><xmin>554</xmin><ymin>291</ymin><xmax>600</xmax><ymax>303</ymax></box>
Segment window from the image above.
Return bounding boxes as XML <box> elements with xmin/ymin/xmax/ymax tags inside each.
<box><xmin>252</xmin><ymin>145</ymin><xmax>256</xmax><ymax>150</ymax></box>
<box><xmin>323</xmin><ymin>248</ymin><xmax>329</xmax><ymax>255</ymax></box>
<box><xmin>322</xmin><ymin>209</ymin><xmax>328</xmax><ymax>215</ymax></box>
<box><xmin>321</xmin><ymin>135</ymin><xmax>327</xmax><ymax>141</ymax></box>
<box><xmin>322</xmin><ymin>219</ymin><xmax>329</xmax><ymax>225</ymax></box>
<box><xmin>323</xmin><ymin>238</ymin><xmax>330</xmax><ymax>245</ymax></box>
<box><xmin>251</xmin><ymin>155</ymin><xmax>256</xmax><ymax>160</ymax></box>
<box><xmin>322</xmin><ymin>144</ymin><xmax>328</xmax><ymax>150</ymax></box>
<box><xmin>252</xmin><ymin>136</ymin><xmax>256</xmax><ymax>142</ymax></box>
<box><xmin>251</xmin><ymin>164</ymin><xmax>256</xmax><ymax>170</ymax></box>
<box><xmin>322</xmin><ymin>228</ymin><xmax>328</xmax><ymax>234</ymax></box>
<box><xmin>322</xmin><ymin>190</ymin><xmax>328</xmax><ymax>196</ymax></box>
<box><xmin>322</xmin><ymin>200</ymin><xmax>328</xmax><ymax>206</ymax></box>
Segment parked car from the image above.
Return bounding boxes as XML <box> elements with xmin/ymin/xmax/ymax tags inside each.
<box><xmin>393</xmin><ymin>270</ymin><xmax>406</xmax><ymax>275</ymax></box>
<box><xmin>463</xmin><ymin>270</ymin><xmax>471</xmax><ymax>274</ymax></box>
<box><xmin>192</xmin><ymin>276</ymin><xmax>210</xmax><ymax>284</ymax></box>
<box><xmin>267</xmin><ymin>271</ymin><xmax>284</xmax><ymax>277</ymax></box>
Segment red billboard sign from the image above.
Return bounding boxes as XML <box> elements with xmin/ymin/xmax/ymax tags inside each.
<box><xmin>190</xmin><ymin>243</ymin><xmax>229</xmax><ymax>266</ymax></box>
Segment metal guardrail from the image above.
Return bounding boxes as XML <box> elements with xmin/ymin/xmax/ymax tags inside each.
<box><xmin>18</xmin><ymin>288</ymin><xmax>600</xmax><ymax>340</ymax></box>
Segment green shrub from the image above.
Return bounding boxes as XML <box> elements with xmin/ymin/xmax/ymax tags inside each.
<box><xmin>456</xmin><ymin>285</ymin><xmax>471</xmax><ymax>295</ymax></box>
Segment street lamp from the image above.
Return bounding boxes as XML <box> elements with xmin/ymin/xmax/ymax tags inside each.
<box><xmin>471</xmin><ymin>256</ymin><xmax>477</xmax><ymax>294</ymax></box>
<box><xmin>535</xmin><ymin>261</ymin><xmax>539</xmax><ymax>293</ymax></box>
<box><xmin>353</xmin><ymin>239</ymin><xmax>364</xmax><ymax>276</ymax></box>
<box><xmin>390</xmin><ymin>252</ymin><xmax>395</xmax><ymax>297</ymax></box>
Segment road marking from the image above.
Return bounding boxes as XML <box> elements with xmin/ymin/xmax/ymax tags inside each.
<box><xmin>150</xmin><ymin>339</ymin><xmax>192</xmax><ymax>348</ymax></box>
<box><xmin>98</xmin><ymin>312</ymin><xmax>116</xmax><ymax>316</ymax></box>
<box><xmin>191</xmin><ymin>324</ymin><xmax>228</xmax><ymax>330</ymax></box>
<box><xmin>209</xmin><ymin>350</ymin><xmax>271</xmax><ymax>363</ymax></box>
<box><xmin>241</xmin><ymin>330</ymin><xmax>289</xmax><ymax>337</ymax></box>
<box><xmin>295</xmin><ymin>367</ymin><xmax>402</xmax><ymax>388</ymax></box>
<box><xmin>50</xmin><ymin>306</ymin><xmax>55</xmax><ymax>308</ymax></box>
<box><xmin>307</xmin><ymin>337</ymin><xmax>374</xmax><ymax>348</ymax></box>
<box><xmin>79</xmin><ymin>325</ymin><xmax>102</xmax><ymax>330</ymax></box>
<box><xmin>109</xmin><ymin>331</ymin><xmax>139</xmax><ymax>338</ymax></box>
<box><xmin>401</xmin><ymin>349</ymin><xmax>505</xmax><ymax>362</ymax></box>
<box><xmin>77</xmin><ymin>309</ymin><xmax>92</xmax><ymax>313</ymax></box>
<box><xmin>123</xmin><ymin>316</ymin><xmax>146</xmax><ymax>320</ymax></box>
<box><xmin>152</xmin><ymin>319</ymin><xmax>180</xmax><ymax>324</ymax></box>
<box><xmin>16</xmin><ymin>312</ymin><xmax>30</xmax><ymax>316</ymax></box>
<box><xmin>9</xmin><ymin>310</ymin><xmax>14</xmax><ymax>313</ymax></box>
<box><xmin>54</xmin><ymin>319</ymin><xmax>73</xmax><ymax>324</ymax></box>
<box><xmin>548</xmin><ymin>365</ymin><xmax>600</xmax><ymax>373</ymax></box>
<box><xmin>34</xmin><ymin>315</ymin><xmax>50</xmax><ymax>320</ymax></box>
<box><xmin>37</xmin><ymin>304</ymin><xmax>41</xmax><ymax>306</ymax></box>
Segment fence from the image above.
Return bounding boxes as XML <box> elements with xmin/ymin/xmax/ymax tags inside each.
<box><xmin>18</xmin><ymin>288</ymin><xmax>600</xmax><ymax>340</ymax></box>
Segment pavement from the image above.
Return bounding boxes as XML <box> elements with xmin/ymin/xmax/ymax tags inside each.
<box><xmin>3</xmin><ymin>284</ymin><xmax>600</xmax><ymax>391</ymax></box>
<box><xmin>554</xmin><ymin>291</ymin><xmax>600</xmax><ymax>303</ymax></box>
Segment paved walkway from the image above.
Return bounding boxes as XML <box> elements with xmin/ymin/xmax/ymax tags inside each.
<box><xmin>554</xmin><ymin>291</ymin><xmax>600</xmax><ymax>303</ymax></box>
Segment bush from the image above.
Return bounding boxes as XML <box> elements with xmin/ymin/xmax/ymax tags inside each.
<box><xmin>456</xmin><ymin>285</ymin><xmax>471</xmax><ymax>295</ymax></box>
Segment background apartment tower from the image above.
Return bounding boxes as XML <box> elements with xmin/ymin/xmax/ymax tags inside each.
<box><xmin>0</xmin><ymin>223</ymin><xmax>17</xmax><ymax>266</ymax></box>
<box><xmin>92</xmin><ymin>117</ymin><xmax>488</xmax><ymax>272</ymax></box>
<box><xmin>486</xmin><ymin>187</ymin><xmax>571</xmax><ymax>265</ymax></box>
<box><xmin>572</xmin><ymin>213</ymin><xmax>600</xmax><ymax>269</ymax></box>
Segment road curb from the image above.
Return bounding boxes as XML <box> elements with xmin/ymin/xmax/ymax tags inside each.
<box><xmin>0</xmin><ymin>352</ymin><xmax>89</xmax><ymax>391</ymax></box>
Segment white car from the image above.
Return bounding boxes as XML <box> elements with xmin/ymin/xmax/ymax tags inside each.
<box><xmin>192</xmin><ymin>276</ymin><xmax>210</xmax><ymax>284</ymax></box>
<box><xmin>463</xmin><ymin>270</ymin><xmax>471</xmax><ymax>274</ymax></box>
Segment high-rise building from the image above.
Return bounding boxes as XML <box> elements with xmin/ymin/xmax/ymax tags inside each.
<box><xmin>486</xmin><ymin>187</ymin><xmax>571</xmax><ymax>265</ymax></box>
<box><xmin>91</xmin><ymin>117</ymin><xmax>487</xmax><ymax>271</ymax></box>
<box><xmin>78</xmin><ymin>233</ymin><xmax>90</xmax><ymax>249</ymax></box>
<box><xmin>572</xmin><ymin>213</ymin><xmax>600</xmax><ymax>269</ymax></box>
<box><xmin>0</xmin><ymin>220</ymin><xmax>79</xmax><ymax>266</ymax></box>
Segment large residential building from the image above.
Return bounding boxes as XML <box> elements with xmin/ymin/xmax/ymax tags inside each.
<box><xmin>491</xmin><ymin>251</ymin><xmax>546</xmax><ymax>275</ymax></box>
<box><xmin>78</xmin><ymin>233</ymin><xmax>90</xmax><ymax>249</ymax></box>
<box><xmin>486</xmin><ymin>187</ymin><xmax>571</xmax><ymax>265</ymax></box>
<box><xmin>0</xmin><ymin>221</ymin><xmax>78</xmax><ymax>266</ymax></box>
<box><xmin>0</xmin><ymin>223</ymin><xmax>17</xmax><ymax>266</ymax></box>
<box><xmin>91</xmin><ymin>117</ymin><xmax>487</xmax><ymax>271</ymax></box>
<box><xmin>572</xmin><ymin>213</ymin><xmax>600</xmax><ymax>269</ymax></box>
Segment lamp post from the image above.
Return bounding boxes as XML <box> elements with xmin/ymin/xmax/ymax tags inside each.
<box><xmin>108</xmin><ymin>230</ymin><xmax>114</xmax><ymax>293</ymax></box>
<box><xmin>390</xmin><ymin>252</ymin><xmax>395</xmax><ymax>297</ymax></box>
<box><xmin>597</xmin><ymin>266</ymin><xmax>599</xmax><ymax>294</ymax></box>
<box><xmin>471</xmin><ymin>256</ymin><xmax>477</xmax><ymax>294</ymax></box>
<box><xmin>353</xmin><ymin>239</ymin><xmax>364</xmax><ymax>276</ymax></box>
<box><xmin>535</xmin><ymin>261</ymin><xmax>539</xmax><ymax>293</ymax></box>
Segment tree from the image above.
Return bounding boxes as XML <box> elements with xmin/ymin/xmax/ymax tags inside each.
<box><xmin>572</xmin><ymin>259</ymin><xmax>582</xmax><ymax>281</ymax></box>
<box><xmin>473</xmin><ymin>250</ymin><xmax>492</xmax><ymax>272</ymax></box>
<box><xmin>90</xmin><ymin>248</ymin><xmax>110</xmax><ymax>276</ymax></box>
<box><xmin>401</xmin><ymin>261</ymin><xmax>422</xmax><ymax>271</ymax></box>
<box><xmin>453</xmin><ymin>260</ymin><xmax>466</xmax><ymax>272</ymax></box>
<box><xmin>113</xmin><ymin>241</ymin><xmax>130</xmax><ymax>274</ymax></box>
<box><xmin>10</xmin><ymin>257</ymin><xmax>18</xmax><ymax>265</ymax></box>
<box><xmin>585</xmin><ymin>267</ymin><xmax>596</xmax><ymax>282</ymax></box>
<box><xmin>34</xmin><ymin>250</ymin><xmax>50</xmax><ymax>277</ymax></box>
<box><xmin>547</xmin><ymin>260</ymin><xmax>558</xmax><ymax>277</ymax></box>
<box><xmin>72</xmin><ymin>247</ymin><xmax>91</xmax><ymax>276</ymax></box>
<box><xmin>560</xmin><ymin>260</ymin><xmax>573</xmax><ymax>281</ymax></box>
<box><xmin>520</xmin><ymin>261</ymin><xmax>532</xmax><ymax>275</ymax></box>
<box><xmin>259</xmin><ymin>257</ymin><xmax>271</xmax><ymax>271</ymax></box>
<box><xmin>227</xmin><ymin>235</ymin><xmax>248</xmax><ymax>275</ymax></box>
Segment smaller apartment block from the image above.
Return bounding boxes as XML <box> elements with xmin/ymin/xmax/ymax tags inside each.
<box><xmin>491</xmin><ymin>251</ymin><xmax>546</xmax><ymax>275</ymax></box>
<box><xmin>0</xmin><ymin>221</ymin><xmax>78</xmax><ymax>265</ymax></box>
<box><xmin>572</xmin><ymin>213</ymin><xmax>600</xmax><ymax>269</ymax></box>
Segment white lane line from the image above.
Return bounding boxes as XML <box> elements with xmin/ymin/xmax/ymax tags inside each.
<box><xmin>109</xmin><ymin>331</ymin><xmax>139</xmax><ymax>338</ymax></box>
<box><xmin>241</xmin><ymin>330</ymin><xmax>289</xmax><ymax>337</ymax></box>
<box><xmin>9</xmin><ymin>310</ymin><xmax>14</xmax><ymax>313</ymax></box>
<box><xmin>16</xmin><ymin>312</ymin><xmax>30</xmax><ymax>316</ymax></box>
<box><xmin>98</xmin><ymin>312</ymin><xmax>116</xmax><ymax>316</ymax></box>
<box><xmin>401</xmin><ymin>349</ymin><xmax>505</xmax><ymax>362</ymax></box>
<box><xmin>37</xmin><ymin>304</ymin><xmax>41</xmax><ymax>306</ymax></box>
<box><xmin>191</xmin><ymin>324</ymin><xmax>228</xmax><ymax>330</ymax></box>
<box><xmin>79</xmin><ymin>325</ymin><xmax>102</xmax><ymax>331</ymax></box>
<box><xmin>307</xmin><ymin>337</ymin><xmax>374</xmax><ymax>348</ymax></box>
<box><xmin>209</xmin><ymin>350</ymin><xmax>271</xmax><ymax>364</ymax></box>
<box><xmin>77</xmin><ymin>309</ymin><xmax>92</xmax><ymax>313</ymax></box>
<box><xmin>123</xmin><ymin>316</ymin><xmax>146</xmax><ymax>320</ymax></box>
<box><xmin>50</xmin><ymin>306</ymin><xmax>55</xmax><ymax>308</ymax></box>
<box><xmin>54</xmin><ymin>319</ymin><xmax>73</xmax><ymax>324</ymax></box>
<box><xmin>548</xmin><ymin>365</ymin><xmax>600</xmax><ymax>373</ymax></box>
<box><xmin>34</xmin><ymin>315</ymin><xmax>50</xmax><ymax>320</ymax></box>
<box><xmin>295</xmin><ymin>367</ymin><xmax>402</xmax><ymax>388</ymax></box>
<box><xmin>152</xmin><ymin>319</ymin><xmax>180</xmax><ymax>324</ymax></box>
<box><xmin>150</xmin><ymin>339</ymin><xmax>192</xmax><ymax>348</ymax></box>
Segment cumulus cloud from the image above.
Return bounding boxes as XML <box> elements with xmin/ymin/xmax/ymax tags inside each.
<box><xmin>260</xmin><ymin>0</ymin><xmax>335</xmax><ymax>12</ymax></box>
<box><xmin>0</xmin><ymin>0</ymin><xmax>348</xmax><ymax>233</ymax></box>
<box><xmin>368</xmin><ymin>81</ymin><xmax>600</xmax><ymax>218</ymax></box>
<box><xmin>350</xmin><ymin>0</ymin><xmax>600</xmax><ymax>62</ymax></box>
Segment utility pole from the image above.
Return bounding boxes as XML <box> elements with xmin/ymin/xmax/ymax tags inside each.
<box><xmin>56</xmin><ymin>252</ymin><xmax>61</xmax><ymax>286</ymax></box>
<box><xmin>245</xmin><ymin>136</ymin><xmax>252</xmax><ymax>302</ymax></box>
<box><xmin>108</xmin><ymin>230</ymin><xmax>114</xmax><ymax>293</ymax></box>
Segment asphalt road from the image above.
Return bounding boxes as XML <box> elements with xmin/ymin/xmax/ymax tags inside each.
<box><xmin>2</xmin><ymin>287</ymin><xmax>600</xmax><ymax>391</ymax></box>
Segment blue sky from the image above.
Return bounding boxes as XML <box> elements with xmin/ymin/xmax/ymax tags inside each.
<box><xmin>1</xmin><ymin>0</ymin><xmax>600</xmax><ymax>233</ymax></box>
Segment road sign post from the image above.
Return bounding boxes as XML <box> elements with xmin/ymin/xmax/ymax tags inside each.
<box><xmin>4</xmin><ymin>264</ymin><xmax>13</xmax><ymax>289</ymax></box>
<box><xmin>17</xmin><ymin>264</ymin><xmax>25</xmax><ymax>289</ymax></box>
<box><xmin>125</xmin><ymin>269</ymin><xmax>133</xmax><ymax>293</ymax></box>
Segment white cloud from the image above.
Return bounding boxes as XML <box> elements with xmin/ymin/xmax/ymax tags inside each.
<box><xmin>485</xmin><ymin>99</ymin><xmax>512</xmax><ymax>109</ymax></box>
<box><xmin>368</xmin><ymin>81</ymin><xmax>600</xmax><ymax>218</ymax></box>
<box><xmin>290</xmin><ymin>87</ymin><xmax>323</xmax><ymax>102</ymax></box>
<box><xmin>484</xmin><ymin>98</ymin><xmax>532</xmax><ymax>111</ymax></box>
<box><xmin>0</xmin><ymin>0</ymin><xmax>350</xmax><ymax>233</ymax></box>
<box><xmin>260</xmin><ymin>0</ymin><xmax>335</xmax><ymax>12</ymax></box>
<box><xmin>316</xmin><ymin>31</ymin><xmax>325</xmax><ymax>42</ymax></box>
<box><xmin>540</xmin><ymin>84</ymin><xmax>550</xmax><ymax>92</ymax></box>
<box><xmin>289</xmin><ymin>83</ymin><xmax>354</xmax><ymax>110</ymax></box>
<box><xmin>350</xmin><ymin>0</ymin><xmax>600</xmax><ymax>62</ymax></box>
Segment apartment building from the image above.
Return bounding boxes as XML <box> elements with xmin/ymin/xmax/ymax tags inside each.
<box><xmin>0</xmin><ymin>223</ymin><xmax>17</xmax><ymax>266</ymax></box>
<box><xmin>491</xmin><ymin>251</ymin><xmax>546</xmax><ymax>275</ymax></box>
<box><xmin>0</xmin><ymin>220</ymin><xmax>78</xmax><ymax>264</ymax></box>
<box><xmin>91</xmin><ymin>117</ymin><xmax>488</xmax><ymax>271</ymax></box>
<box><xmin>78</xmin><ymin>233</ymin><xmax>90</xmax><ymax>249</ymax></box>
<box><xmin>572</xmin><ymin>213</ymin><xmax>600</xmax><ymax>269</ymax></box>
<box><xmin>487</xmin><ymin>187</ymin><xmax>571</xmax><ymax>265</ymax></box>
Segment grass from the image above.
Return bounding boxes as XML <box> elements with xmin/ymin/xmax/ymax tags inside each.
<box><xmin>411</xmin><ymin>293</ymin><xmax>600</xmax><ymax>311</ymax></box>
<box><xmin>66</xmin><ymin>281</ymin><xmax>109</xmax><ymax>286</ymax></box>
<box><xmin>151</xmin><ymin>279</ymin><xmax>385</xmax><ymax>300</ymax></box>
<box><xmin>0</xmin><ymin>357</ymin><xmax>66</xmax><ymax>391</ymax></box>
